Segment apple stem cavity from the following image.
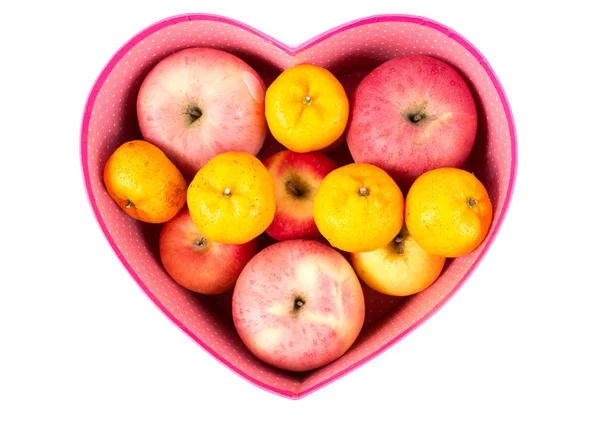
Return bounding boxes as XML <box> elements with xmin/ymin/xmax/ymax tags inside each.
<box><xmin>186</xmin><ymin>104</ymin><xmax>203</xmax><ymax>125</ymax></box>
<box><xmin>394</xmin><ymin>236</ymin><xmax>406</xmax><ymax>254</ymax></box>
<box><xmin>393</xmin><ymin>226</ymin><xmax>411</xmax><ymax>254</ymax></box>
<box><xmin>286</xmin><ymin>180</ymin><xmax>300</xmax><ymax>197</ymax></box>
<box><xmin>467</xmin><ymin>197</ymin><xmax>478</xmax><ymax>207</ymax></box>
<box><xmin>411</xmin><ymin>113</ymin><xmax>423</xmax><ymax>122</ymax></box>
<box><xmin>302</xmin><ymin>95</ymin><xmax>312</xmax><ymax>106</ymax></box>
<box><xmin>223</xmin><ymin>188</ymin><xmax>232</xmax><ymax>198</ymax></box>
<box><xmin>195</xmin><ymin>237</ymin><xmax>208</xmax><ymax>248</ymax></box>
<box><xmin>358</xmin><ymin>187</ymin><xmax>370</xmax><ymax>197</ymax></box>
<box><xmin>293</xmin><ymin>296</ymin><xmax>306</xmax><ymax>311</ymax></box>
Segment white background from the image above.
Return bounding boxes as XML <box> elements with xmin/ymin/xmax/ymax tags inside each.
<box><xmin>1</xmin><ymin>0</ymin><xmax>598</xmax><ymax>426</ymax></box>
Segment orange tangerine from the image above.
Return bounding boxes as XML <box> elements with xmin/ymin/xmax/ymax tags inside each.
<box><xmin>313</xmin><ymin>163</ymin><xmax>404</xmax><ymax>253</ymax></box>
<box><xmin>186</xmin><ymin>151</ymin><xmax>276</xmax><ymax>245</ymax></box>
<box><xmin>405</xmin><ymin>167</ymin><xmax>493</xmax><ymax>258</ymax></box>
<box><xmin>103</xmin><ymin>140</ymin><xmax>187</xmax><ymax>223</ymax></box>
<box><xmin>265</xmin><ymin>64</ymin><xmax>349</xmax><ymax>152</ymax></box>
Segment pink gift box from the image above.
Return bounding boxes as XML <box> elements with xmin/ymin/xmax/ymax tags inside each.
<box><xmin>80</xmin><ymin>13</ymin><xmax>518</xmax><ymax>400</ymax></box>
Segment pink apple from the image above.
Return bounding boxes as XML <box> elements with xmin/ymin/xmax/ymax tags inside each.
<box><xmin>346</xmin><ymin>55</ymin><xmax>478</xmax><ymax>191</ymax></box>
<box><xmin>137</xmin><ymin>47</ymin><xmax>268</xmax><ymax>179</ymax></box>
<box><xmin>159</xmin><ymin>206</ymin><xmax>258</xmax><ymax>295</ymax></box>
<box><xmin>263</xmin><ymin>150</ymin><xmax>337</xmax><ymax>241</ymax></box>
<box><xmin>232</xmin><ymin>239</ymin><xmax>365</xmax><ymax>372</ymax></box>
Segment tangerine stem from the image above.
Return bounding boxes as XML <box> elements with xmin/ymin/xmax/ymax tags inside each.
<box><xmin>467</xmin><ymin>197</ymin><xmax>478</xmax><ymax>207</ymax></box>
<box><xmin>303</xmin><ymin>95</ymin><xmax>312</xmax><ymax>106</ymax></box>
<box><xmin>358</xmin><ymin>187</ymin><xmax>370</xmax><ymax>197</ymax></box>
<box><xmin>223</xmin><ymin>188</ymin><xmax>232</xmax><ymax>198</ymax></box>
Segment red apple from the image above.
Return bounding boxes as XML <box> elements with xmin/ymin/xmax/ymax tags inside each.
<box><xmin>159</xmin><ymin>206</ymin><xmax>258</xmax><ymax>295</ymax></box>
<box><xmin>346</xmin><ymin>55</ymin><xmax>478</xmax><ymax>191</ymax></box>
<box><xmin>137</xmin><ymin>47</ymin><xmax>268</xmax><ymax>179</ymax></box>
<box><xmin>232</xmin><ymin>239</ymin><xmax>365</xmax><ymax>372</ymax></box>
<box><xmin>263</xmin><ymin>150</ymin><xmax>337</xmax><ymax>241</ymax></box>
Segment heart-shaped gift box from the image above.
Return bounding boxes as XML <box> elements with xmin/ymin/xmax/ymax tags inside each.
<box><xmin>80</xmin><ymin>13</ymin><xmax>517</xmax><ymax>399</ymax></box>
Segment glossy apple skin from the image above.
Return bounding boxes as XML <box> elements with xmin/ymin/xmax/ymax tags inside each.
<box><xmin>349</xmin><ymin>226</ymin><xmax>446</xmax><ymax>297</ymax></box>
<box><xmin>159</xmin><ymin>206</ymin><xmax>258</xmax><ymax>295</ymax></box>
<box><xmin>346</xmin><ymin>55</ymin><xmax>478</xmax><ymax>191</ymax></box>
<box><xmin>232</xmin><ymin>239</ymin><xmax>365</xmax><ymax>372</ymax></box>
<box><xmin>137</xmin><ymin>47</ymin><xmax>268</xmax><ymax>179</ymax></box>
<box><xmin>263</xmin><ymin>150</ymin><xmax>337</xmax><ymax>241</ymax></box>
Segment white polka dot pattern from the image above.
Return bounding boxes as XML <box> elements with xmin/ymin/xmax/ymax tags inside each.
<box><xmin>81</xmin><ymin>14</ymin><xmax>517</xmax><ymax>399</ymax></box>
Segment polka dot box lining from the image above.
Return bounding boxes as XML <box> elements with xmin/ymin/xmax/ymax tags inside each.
<box><xmin>80</xmin><ymin>13</ymin><xmax>518</xmax><ymax>400</ymax></box>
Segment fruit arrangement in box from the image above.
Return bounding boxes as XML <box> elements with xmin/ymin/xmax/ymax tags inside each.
<box><xmin>82</xmin><ymin>14</ymin><xmax>518</xmax><ymax>399</ymax></box>
<box><xmin>102</xmin><ymin>46</ymin><xmax>494</xmax><ymax>373</ymax></box>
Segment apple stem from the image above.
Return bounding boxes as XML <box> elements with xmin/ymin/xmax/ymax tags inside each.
<box><xmin>195</xmin><ymin>237</ymin><xmax>207</xmax><ymax>248</ymax></box>
<box><xmin>223</xmin><ymin>188</ymin><xmax>232</xmax><ymax>198</ymax></box>
<box><xmin>395</xmin><ymin>236</ymin><xmax>405</xmax><ymax>254</ymax></box>
<box><xmin>286</xmin><ymin>180</ymin><xmax>300</xmax><ymax>196</ymax></box>
<box><xmin>467</xmin><ymin>197</ymin><xmax>478</xmax><ymax>207</ymax></box>
<box><xmin>293</xmin><ymin>297</ymin><xmax>306</xmax><ymax>310</ymax></box>
<box><xmin>358</xmin><ymin>187</ymin><xmax>370</xmax><ymax>197</ymax></box>
<box><xmin>125</xmin><ymin>200</ymin><xmax>134</xmax><ymax>208</ymax></box>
